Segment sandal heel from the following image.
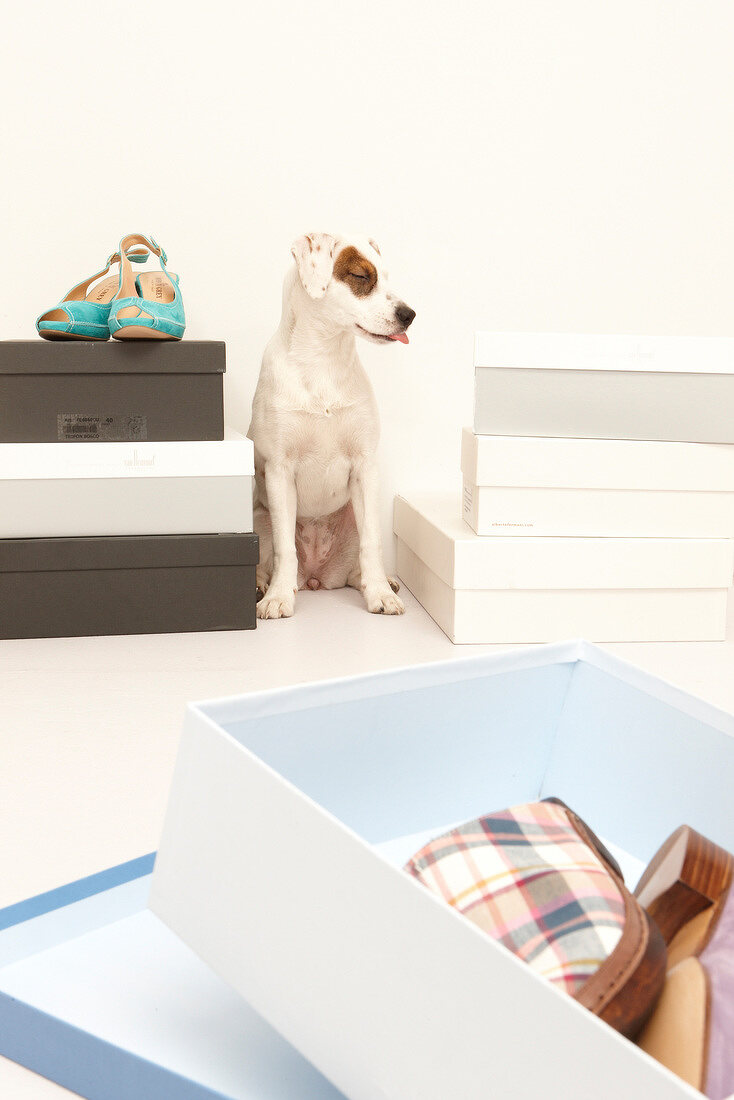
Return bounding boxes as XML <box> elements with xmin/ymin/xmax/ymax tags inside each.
<box><xmin>635</xmin><ymin>825</ymin><xmax>734</xmax><ymax>944</ymax></box>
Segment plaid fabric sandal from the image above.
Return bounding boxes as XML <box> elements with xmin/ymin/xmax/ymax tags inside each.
<box><xmin>404</xmin><ymin>798</ymin><xmax>666</xmax><ymax>1039</ymax></box>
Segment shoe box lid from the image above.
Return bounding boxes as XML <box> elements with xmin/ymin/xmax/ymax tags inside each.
<box><xmin>0</xmin><ymin>341</ymin><xmax>226</xmax><ymax>375</ymax></box>
<box><xmin>0</xmin><ymin>532</ymin><xmax>259</xmax><ymax>573</ymax></box>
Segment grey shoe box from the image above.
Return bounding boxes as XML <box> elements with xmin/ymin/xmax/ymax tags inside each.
<box><xmin>473</xmin><ymin>333</ymin><xmax>734</xmax><ymax>443</ymax></box>
<box><xmin>0</xmin><ymin>533</ymin><xmax>258</xmax><ymax>639</ymax></box>
<box><xmin>0</xmin><ymin>341</ymin><xmax>225</xmax><ymax>442</ymax></box>
<box><xmin>474</xmin><ymin>365</ymin><xmax>734</xmax><ymax>443</ymax></box>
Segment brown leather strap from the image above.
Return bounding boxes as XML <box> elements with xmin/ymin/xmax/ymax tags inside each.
<box><xmin>563</xmin><ymin>811</ymin><xmax>667</xmax><ymax>1038</ymax></box>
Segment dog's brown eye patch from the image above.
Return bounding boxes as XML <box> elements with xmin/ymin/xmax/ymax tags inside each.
<box><xmin>333</xmin><ymin>246</ymin><xmax>377</xmax><ymax>297</ymax></box>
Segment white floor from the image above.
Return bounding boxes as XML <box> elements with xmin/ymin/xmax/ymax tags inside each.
<box><xmin>3</xmin><ymin>586</ymin><xmax>734</xmax><ymax>1098</ymax></box>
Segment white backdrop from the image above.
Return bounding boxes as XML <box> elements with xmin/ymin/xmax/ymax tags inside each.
<box><xmin>3</xmin><ymin>1</ymin><xmax>733</xmax><ymax>568</ymax></box>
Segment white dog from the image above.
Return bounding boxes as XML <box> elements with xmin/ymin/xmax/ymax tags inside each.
<box><xmin>248</xmin><ymin>232</ymin><xmax>415</xmax><ymax>619</ymax></box>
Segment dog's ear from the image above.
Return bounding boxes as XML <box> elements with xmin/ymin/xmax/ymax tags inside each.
<box><xmin>290</xmin><ymin>233</ymin><xmax>337</xmax><ymax>299</ymax></box>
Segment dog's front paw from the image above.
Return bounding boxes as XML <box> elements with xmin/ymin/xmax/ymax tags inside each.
<box><xmin>363</xmin><ymin>582</ymin><xmax>405</xmax><ymax>615</ymax></box>
<box><xmin>257</xmin><ymin>587</ymin><xmax>295</xmax><ymax>619</ymax></box>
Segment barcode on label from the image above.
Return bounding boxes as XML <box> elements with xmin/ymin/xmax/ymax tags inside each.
<box><xmin>57</xmin><ymin>415</ymin><xmax>148</xmax><ymax>442</ymax></box>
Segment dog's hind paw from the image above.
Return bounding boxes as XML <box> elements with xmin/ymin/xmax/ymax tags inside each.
<box><xmin>363</xmin><ymin>583</ymin><xmax>405</xmax><ymax>616</ymax></box>
<box><xmin>257</xmin><ymin>588</ymin><xmax>295</xmax><ymax>619</ymax></box>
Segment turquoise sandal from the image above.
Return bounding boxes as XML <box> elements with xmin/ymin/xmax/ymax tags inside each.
<box><xmin>108</xmin><ymin>234</ymin><xmax>185</xmax><ymax>340</ymax></box>
<box><xmin>36</xmin><ymin>246</ymin><xmax>148</xmax><ymax>341</ymax></box>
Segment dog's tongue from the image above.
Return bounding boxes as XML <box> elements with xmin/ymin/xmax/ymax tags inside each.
<box><xmin>389</xmin><ymin>332</ymin><xmax>409</xmax><ymax>344</ymax></box>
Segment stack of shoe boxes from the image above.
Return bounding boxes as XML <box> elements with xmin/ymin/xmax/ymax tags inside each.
<box><xmin>395</xmin><ymin>333</ymin><xmax>734</xmax><ymax>642</ymax></box>
<box><xmin>0</xmin><ymin>341</ymin><xmax>257</xmax><ymax>639</ymax></box>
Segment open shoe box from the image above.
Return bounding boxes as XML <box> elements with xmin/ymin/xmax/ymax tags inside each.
<box><xmin>149</xmin><ymin>641</ymin><xmax>734</xmax><ymax>1100</ymax></box>
<box><xmin>3</xmin><ymin>641</ymin><xmax>733</xmax><ymax>1099</ymax></box>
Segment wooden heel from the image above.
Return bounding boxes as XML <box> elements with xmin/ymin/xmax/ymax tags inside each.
<box><xmin>635</xmin><ymin>826</ymin><xmax>734</xmax><ymax>944</ymax></box>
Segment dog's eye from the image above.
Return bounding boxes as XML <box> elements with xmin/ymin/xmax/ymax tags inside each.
<box><xmin>349</xmin><ymin>272</ymin><xmax>367</xmax><ymax>280</ymax></box>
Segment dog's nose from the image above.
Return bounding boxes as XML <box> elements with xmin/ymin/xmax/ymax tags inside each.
<box><xmin>395</xmin><ymin>303</ymin><xmax>416</xmax><ymax>329</ymax></box>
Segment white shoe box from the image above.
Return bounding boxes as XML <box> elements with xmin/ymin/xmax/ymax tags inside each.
<box><xmin>461</xmin><ymin>428</ymin><xmax>734</xmax><ymax>537</ymax></box>
<box><xmin>147</xmin><ymin>641</ymin><xmax>734</xmax><ymax>1100</ymax></box>
<box><xmin>394</xmin><ymin>494</ymin><xmax>733</xmax><ymax>642</ymax></box>
<box><xmin>473</xmin><ymin>332</ymin><xmax>734</xmax><ymax>443</ymax></box>
<box><xmin>0</xmin><ymin>430</ymin><xmax>254</xmax><ymax>538</ymax></box>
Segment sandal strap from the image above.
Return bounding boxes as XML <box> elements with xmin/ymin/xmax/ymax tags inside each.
<box><xmin>63</xmin><ymin>246</ymin><xmax>148</xmax><ymax>303</ymax></box>
<box><xmin>116</xmin><ymin>234</ymin><xmax>170</xmax><ymax>299</ymax></box>
<box><xmin>105</xmin><ymin>247</ymin><xmax>148</xmax><ymax>267</ymax></box>
<box><xmin>118</xmin><ymin>233</ymin><xmax>168</xmax><ymax>266</ymax></box>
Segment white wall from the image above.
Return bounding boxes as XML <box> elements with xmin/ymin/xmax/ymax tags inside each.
<box><xmin>3</xmin><ymin>1</ymin><xmax>733</xmax><ymax>568</ymax></box>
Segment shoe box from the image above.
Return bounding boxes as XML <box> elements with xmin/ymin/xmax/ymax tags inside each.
<box><xmin>0</xmin><ymin>340</ymin><xmax>225</xmax><ymax>443</ymax></box>
<box><xmin>461</xmin><ymin>428</ymin><xmax>734</xmax><ymax>538</ymax></box>
<box><xmin>473</xmin><ymin>332</ymin><xmax>734</xmax><ymax>443</ymax></box>
<box><xmin>0</xmin><ymin>532</ymin><xmax>258</xmax><ymax>639</ymax></box>
<box><xmin>0</xmin><ymin>434</ymin><xmax>253</xmax><ymax>539</ymax></box>
<box><xmin>394</xmin><ymin>493</ymin><xmax>734</xmax><ymax>642</ymax></box>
